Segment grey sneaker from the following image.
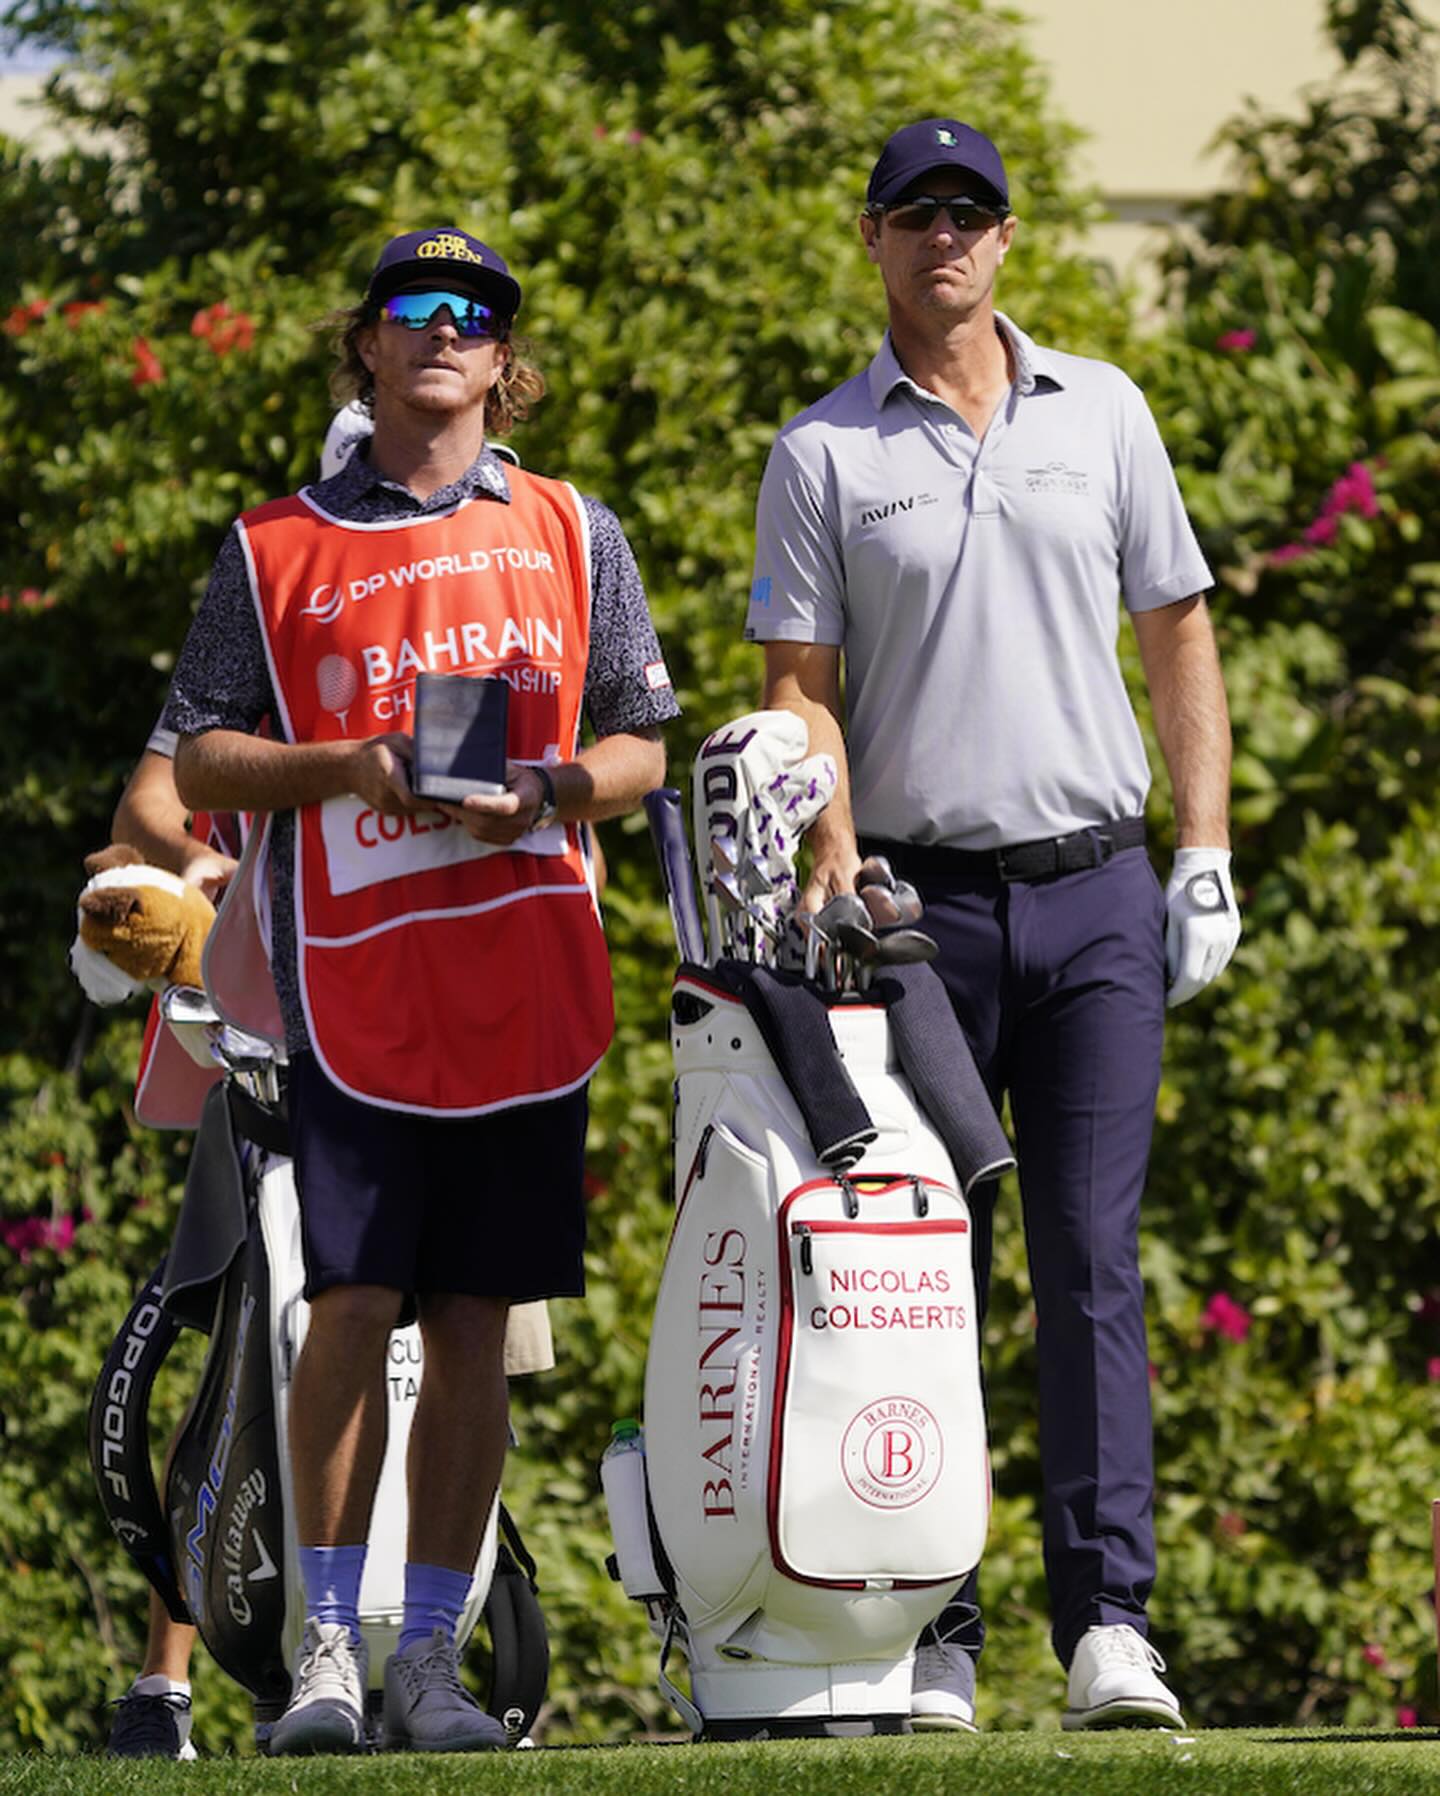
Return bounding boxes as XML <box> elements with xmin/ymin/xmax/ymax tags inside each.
<box><xmin>1062</xmin><ymin>1624</ymin><xmax>1184</xmax><ymax>1730</ymax></box>
<box><xmin>910</xmin><ymin>1640</ymin><xmax>978</xmax><ymax>1732</ymax></box>
<box><xmin>106</xmin><ymin>1688</ymin><xmax>198</xmax><ymax>1760</ymax></box>
<box><xmin>383</xmin><ymin>1628</ymin><xmax>507</xmax><ymax>1752</ymax></box>
<box><xmin>269</xmin><ymin>1619</ymin><xmax>368</xmax><ymax>1756</ymax></box>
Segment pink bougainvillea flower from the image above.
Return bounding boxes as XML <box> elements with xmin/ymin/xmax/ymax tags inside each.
<box><xmin>1363</xmin><ymin>1643</ymin><xmax>1387</xmax><ymax>1667</ymax></box>
<box><xmin>1216</xmin><ymin>329</ymin><xmax>1257</xmax><ymax>352</ymax></box>
<box><xmin>1</xmin><ymin>1214</ymin><xmax>76</xmax><ymax>1261</ymax></box>
<box><xmin>1269</xmin><ymin>543</ymin><xmax>1310</xmax><ymax>566</ymax></box>
<box><xmin>1397</xmin><ymin>1705</ymin><xmax>1418</xmax><ymax>1729</ymax></box>
<box><xmin>1201</xmin><ymin>1291</ymin><xmax>1251</xmax><ymax>1343</ymax></box>
<box><xmin>130</xmin><ymin>336</ymin><xmax>165</xmax><ymax>386</ymax></box>
<box><xmin>1303</xmin><ymin>513</ymin><xmax>1339</xmax><ymax>546</ymax></box>
<box><xmin>1427</xmin><ymin>1357</ymin><xmax>1440</xmax><ymax>1383</ymax></box>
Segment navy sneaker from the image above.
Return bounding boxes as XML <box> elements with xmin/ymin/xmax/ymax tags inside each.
<box><xmin>107</xmin><ymin>1688</ymin><xmax>197</xmax><ymax>1760</ymax></box>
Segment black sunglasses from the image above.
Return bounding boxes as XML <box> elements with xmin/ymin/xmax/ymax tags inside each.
<box><xmin>870</xmin><ymin>197</ymin><xmax>1007</xmax><ymax>234</ymax></box>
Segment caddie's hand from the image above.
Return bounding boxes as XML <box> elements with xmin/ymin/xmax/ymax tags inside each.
<box><xmin>1164</xmin><ymin>847</ymin><xmax>1241</xmax><ymax>1008</ymax></box>
<box><xmin>350</xmin><ymin>732</ymin><xmax>422</xmax><ymax>816</ymax></box>
<box><xmin>181</xmin><ymin>848</ymin><xmax>239</xmax><ymax>906</ymax></box>
<box><xmin>435</xmin><ymin>761</ymin><xmax>548</xmax><ymax>846</ymax></box>
<box><xmin>801</xmin><ymin>841</ymin><xmax>863</xmax><ymax>916</ymax></box>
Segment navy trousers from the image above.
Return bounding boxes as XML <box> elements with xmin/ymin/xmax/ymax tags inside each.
<box><xmin>871</xmin><ymin>842</ymin><xmax>1167</xmax><ymax>1668</ymax></box>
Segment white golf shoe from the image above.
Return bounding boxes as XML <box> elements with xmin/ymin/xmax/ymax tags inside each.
<box><xmin>383</xmin><ymin>1628</ymin><xmax>507</xmax><ymax>1752</ymax></box>
<box><xmin>910</xmin><ymin>1640</ymin><xmax>978</xmax><ymax>1732</ymax></box>
<box><xmin>1062</xmin><ymin>1624</ymin><xmax>1184</xmax><ymax>1730</ymax></box>
<box><xmin>269</xmin><ymin>1619</ymin><xmax>368</xmax><ymax>1756</ymax></box>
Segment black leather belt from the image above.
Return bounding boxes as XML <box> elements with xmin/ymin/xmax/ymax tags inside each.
<box><xmin>863</xmin><ymin>816</ymin><xmax>1146</xmax><ymax>884</ymax></box>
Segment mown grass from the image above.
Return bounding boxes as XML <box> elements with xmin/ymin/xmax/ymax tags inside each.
<box><xmin>5</xmin><ymin>1728</ymin><xmax>1440</xmax><ymax>1796</ymax></box>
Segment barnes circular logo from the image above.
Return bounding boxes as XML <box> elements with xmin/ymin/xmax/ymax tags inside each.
<box><xmin>841</xmin><ymin>1396</ymin><xmax>943</xmax><ymax>1510</ymax></box>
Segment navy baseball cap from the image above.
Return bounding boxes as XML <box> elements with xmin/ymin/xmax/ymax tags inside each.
<box><xmin>867</xmin><ymin>120</ymin><xmax>1009</xmax><ymax>211</ymax></box>
<box><xmin>366</xmin><ymin>227</ymin><xmax>522</xmax><ymax>318</ymax></box>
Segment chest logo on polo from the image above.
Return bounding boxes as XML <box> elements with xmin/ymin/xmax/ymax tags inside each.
<box><xmin>1025</xmin><ymin>461</ymin><xmax>1090</xmax><ymax>496</ymax></box>
<box><xmin>857</xmin><ymin>492</ymin><xmax>939</xmax><ymax>527</ymax></box>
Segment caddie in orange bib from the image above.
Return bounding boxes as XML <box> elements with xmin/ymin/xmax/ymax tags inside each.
<box><xmin>241</xmin><ymin>474</ymin><xmax>613</xmax><ymax>1115</ymax></box>
<box><xmin>164</xmin><ymin>223</ymin><xmax>677</xmax><ymax>1756</ymax></box>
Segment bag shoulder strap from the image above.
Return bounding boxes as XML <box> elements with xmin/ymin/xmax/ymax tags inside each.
<box><xmin>87</xmin><ymin>1261</ymin><xmax>192</xmax><ymax>1625</ymax></box>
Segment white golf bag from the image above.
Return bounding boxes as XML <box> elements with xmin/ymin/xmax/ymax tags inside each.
<box><xmin>610</xmin><ymin>723</ymin><xmax>1012</xmax><ymax>1738</ymax></box>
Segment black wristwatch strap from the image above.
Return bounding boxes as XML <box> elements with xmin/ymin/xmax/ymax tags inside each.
<box><xmin>531</xmin><ymin>762</ymin><xmax>558</xmax><ymax>828</ymax></box>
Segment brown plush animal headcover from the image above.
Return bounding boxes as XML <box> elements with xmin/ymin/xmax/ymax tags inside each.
<box><xmin>77</xmin><ymin>844</ymin><xmax>216</xmax><ymax>990</ymax></box>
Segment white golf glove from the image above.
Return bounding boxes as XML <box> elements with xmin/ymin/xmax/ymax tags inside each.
<box><xmin>1164</xmin><ymin>847</ymin><xmax>1241</xmax><ymax>1009</ymax></box>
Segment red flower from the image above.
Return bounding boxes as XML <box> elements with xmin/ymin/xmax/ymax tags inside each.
<box><xmin>1397</xmin><ymin>1705</ymin><xmax>1418</xmax><ymax>1729</ymax></box>
<box><xmin>1363</xmin><ymin>1643</ymin><xmax>1387</xmax><ymax>1667</ymax></box>
<box><xmin>1215</xmin><ymin>329</ymin><xmax>1256</xmax><ymax>352</ymax></box>
<box><xmin>1217</xmin><ymin>1510</ymin><xmax>1246</xmax><ymax>1538</ymax></box>
<box><xmin>1201</xmin><ymin>1291</ymin><xmax>1251</xmax><ymax>1343</ymax></box>
<box><xmin>582</xmin><ymin>1169</ymin><xmax>610</xmax><ymax>1201</ymax></box>
<box><xmin>130</xmin><ymin>337</ymin><xmax>165</xmax><ymax>386</ymax></box>
<box><xmin>3</xmin><ymin>305</ymin><xmax>34</xmax><ymax>337</ymax></box>
<box><xmin>62</xmin><ymin>301</ymin><xmax>106</xmax><ymax>325</ymax></box>
<box><xmin>194</xmin><ymin>302</ymin><xmax>255</xmax><ymax>355</ymax></box>
<box><xmin>1426</xmin><ymin>1357</ymin><xmax>1440</xmax><ymax>1383</ymax></box>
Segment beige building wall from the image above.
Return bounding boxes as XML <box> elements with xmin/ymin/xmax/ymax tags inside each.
<box><xmin>1021</xmin><ymin>0</ymin><xmax>1440</xmax><ymax>293</ymax></box>
<box><xmin>0</xmin><ymin>63</ymin><xmax>56</xmax><ymax>151</ymax></box>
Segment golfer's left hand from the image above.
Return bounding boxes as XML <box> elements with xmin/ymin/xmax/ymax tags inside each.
<box><xmin>1164</xmin><ymin>847</ymin><xmax>1241</xmax><ymax>1008</ymax></box>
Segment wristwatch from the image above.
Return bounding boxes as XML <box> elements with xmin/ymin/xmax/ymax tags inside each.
<box><xmin>530</xmin><ymin>763</ymin><xmax>559</xmax><ymax>830</ymax></box>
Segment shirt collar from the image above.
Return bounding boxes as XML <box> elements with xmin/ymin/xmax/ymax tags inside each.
<box><xmin>866</xmin><ymin>310</ymin><xmax>1065</xmax><ymax>409</ymax></box>
<box><xmin>320</xmin><ymin>440</ymin><xmax>512</xmax><ymax>511</ymax></box>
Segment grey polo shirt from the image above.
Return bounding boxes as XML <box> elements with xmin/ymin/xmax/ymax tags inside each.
<box><xmin>746</xmin><ymin>313</ymin><xmax>1212</xmax><ymax>849</ymax></box>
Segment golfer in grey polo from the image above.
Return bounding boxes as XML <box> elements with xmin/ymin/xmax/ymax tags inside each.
<box><xmin>748</xmin><ymin>118</ymin><xmax>1241</xmax><ymax>1733</ymax></box>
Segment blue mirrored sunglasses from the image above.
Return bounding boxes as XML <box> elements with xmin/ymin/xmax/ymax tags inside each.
<box><xmin>378</xmin><ymin>290</ymin><xmax>509</xmax><ymax>338</ymax></box>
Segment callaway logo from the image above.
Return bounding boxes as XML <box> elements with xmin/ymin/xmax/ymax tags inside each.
<box><xmin>858</xmin><ymin>492</ymin><xmax>939</xmax><ymax>527</ymax></box>
<box><xmin>417</xmin><ymin>232</ymin><xmax>488</xmax><ymax>266</ymax></box>
<box><xmin>1025</xmin><ymin>461</ymin><xmax>1090</xmax><ymax>496</ymax></box>
<box><xmin>936</xmin><ymin>128</ymin><xmax>957</xmax><ymax>146</ymax></box>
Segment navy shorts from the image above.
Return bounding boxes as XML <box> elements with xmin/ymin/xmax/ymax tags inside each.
<box><xmin>287</xmin><ymin>1053</ymin><xmax>589</xmax><ymax>1305</ymax></box>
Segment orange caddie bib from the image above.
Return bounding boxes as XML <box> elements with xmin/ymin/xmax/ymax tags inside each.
<box><xmin>236</xmin><ymin>475</ymin><xmax>615</xmax><ymax>1115</ymax></box>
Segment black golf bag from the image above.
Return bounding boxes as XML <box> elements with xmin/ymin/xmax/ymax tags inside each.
<box><xmin>90</xmin><ymin>1075</ymin><xmax>549</xmax><ymax>1743</ymax></box>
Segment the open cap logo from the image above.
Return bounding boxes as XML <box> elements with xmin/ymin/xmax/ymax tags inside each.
<box><xmin>842</xmin><ymin>1395</ymin><xmax>943</xmax><ymax>1511</ymax></box>
<box><xmin>418</xmin><ymin>232</ymin><xmax>487</xmax><ymax>267</ymax></box>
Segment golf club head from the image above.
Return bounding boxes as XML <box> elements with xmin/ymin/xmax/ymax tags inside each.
<box><xmin>874</xmin><ymin>927</ymin><xmax>939</xmax><ymax>966</ymax></box>
<box><xmin>832</xmin><ymin>919</ymin><xmax>879</xmax><ymax>961</ymax></box>
<box><xmin>892</xmin><ymin>879</ymin><xmax>923</xmax><ymax>925</ymax></box>
<box><xmin>859</xmin><ymin>883</ymin><xmax>903</xmax><ymax>929</ymax></box>
<box><xmin>856</xmin><ymin>854</ymin><xmax>896</xmax><ymax>892</ymax></box>
<box><xmin>816</xmin><ymin>891</ymin><xmax>871</xmax><ymax>936</ymax></box>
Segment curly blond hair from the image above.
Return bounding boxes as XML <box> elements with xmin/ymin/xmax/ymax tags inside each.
<box><xmin>326</xmin><ymin>302</ymin><xmax>545</xmax><ymax>435</ymax></box>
